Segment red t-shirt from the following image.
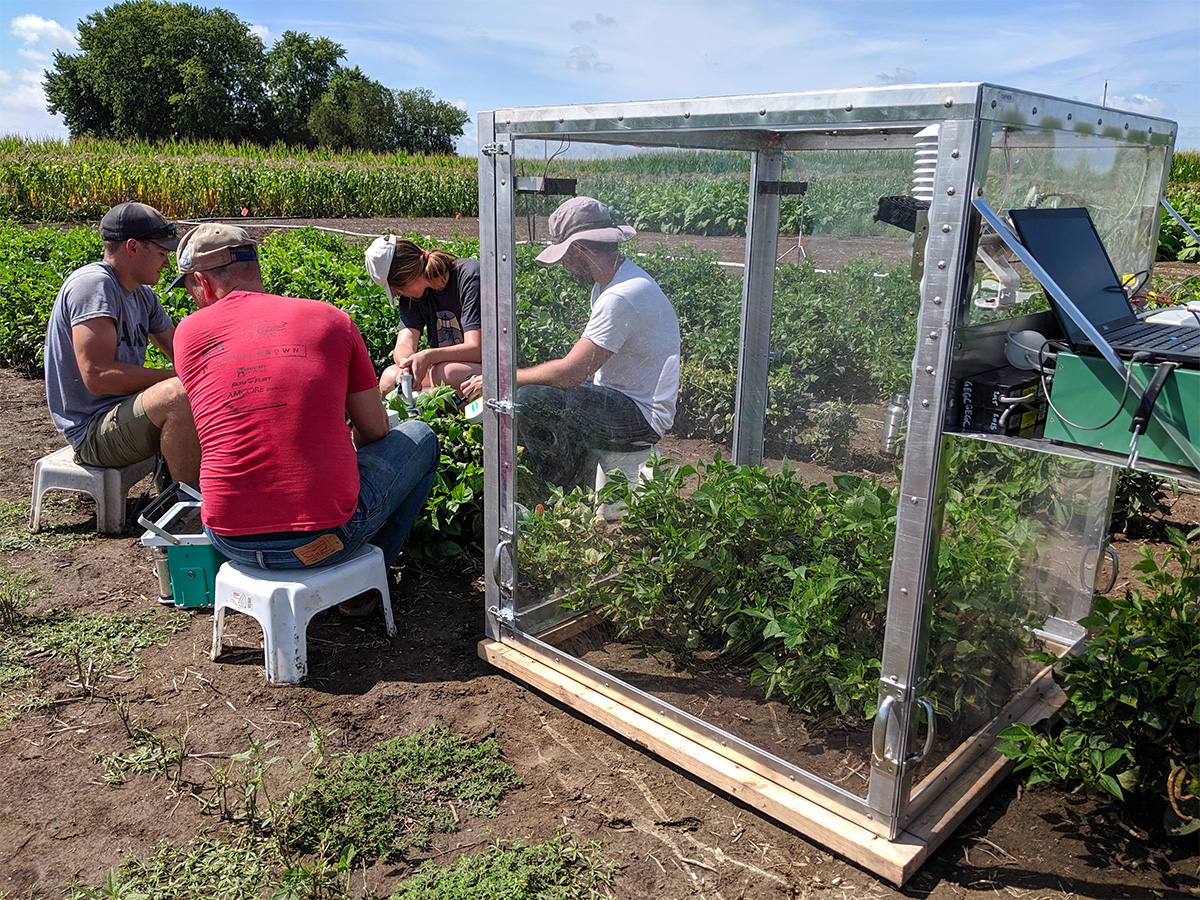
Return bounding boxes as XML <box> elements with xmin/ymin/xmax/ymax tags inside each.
<box><xmin>174</xmin><ymin>291</ymin><xmax>378</xmax><ymax>535</ymax></box>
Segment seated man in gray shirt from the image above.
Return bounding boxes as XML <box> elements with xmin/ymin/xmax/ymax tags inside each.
<box><xmin>44</xmin><ymin>202</ymin><xmax>199</xmax><ymax>483</ymax></box>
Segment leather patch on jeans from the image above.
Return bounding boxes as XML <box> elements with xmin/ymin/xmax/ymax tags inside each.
<box><xmin>292</xmin><ymin>533</ymin><xmax>344</xmax><ymax>565</ymax></box>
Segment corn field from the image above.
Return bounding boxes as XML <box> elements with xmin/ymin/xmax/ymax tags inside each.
<box><xmin>0</xmin><ymin>137</ymin><xmax>478</xmax><ymax>220</ymax></box>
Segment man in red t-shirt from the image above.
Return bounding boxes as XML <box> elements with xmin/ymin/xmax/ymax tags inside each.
<box><xmin>171</xmin><ymin>224</ymin><xmax>438</xmax><ymax>616</ymax></box>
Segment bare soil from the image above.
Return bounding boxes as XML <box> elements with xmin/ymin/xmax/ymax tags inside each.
<box><xmin>2</xmin><ymin>220</ymin><xmax>1198</xmax><ymax>899</ymax></box>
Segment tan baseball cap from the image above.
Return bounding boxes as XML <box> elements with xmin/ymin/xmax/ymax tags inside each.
<box><xmin>168</xmin><ymin>223</ymin><xmax>258</xmax><ymax>289</ymax></box>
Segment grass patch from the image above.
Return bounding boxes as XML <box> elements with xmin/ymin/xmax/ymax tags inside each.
<box><xmin>95</xmin><ymin>725</ymin><xmax>183</xmax><ymax>786</ymax></box>
<box><xmin>391</xmin><ymin>832</ymin><xmax>617</xmax><ymax>899</ymax></box>
<box><xmin>66</xmin><ymin>725</ymin><xmax>608</xmax><ymax>900</ymax></box>
<box><xmin>1</xmin><ymin>606</ymin><xmax>190</xmax><ymax>720</ymax></box>
<box><xmin>23</xmin><ymin>608</ymin><xmax>190</xmax><ymax>677</ymax></box>
<box><xmin>0</xmin><ymin>569</ymin><xmax>40</xmax><ymax>700</ymax></box>
<box><xmin>64</xmin><ymin>831</ymin><xmax>271</xmax><ymax>900</ymax></box>
<box><xmin>0</xmin><ymin>567</ymin><xmax>37</xmax><ymax>631</ymax></box>
<box><xmin>285</xmin><ymin>723</ymin><xmax>522</xmax><ymax>862</ymax></box>
<box><xmin>0</xmin><ymin>497</ymin><xmax>96</xmax><ymax>553</ymax></box>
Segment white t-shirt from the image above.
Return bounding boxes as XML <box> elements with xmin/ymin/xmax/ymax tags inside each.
<box><xmin>582</xmin><ymin>258</ymin><xmax>680</xmax><ymax>437</ymax></box>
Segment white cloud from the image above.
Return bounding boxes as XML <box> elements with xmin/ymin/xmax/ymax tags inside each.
<box><xmin>248</xmin><ymin>23</ymin><xmax>273</xmax><ymax>45</ymax></box>
<box><xmin>570</xmin><ymin>12</ymin><xmax>616</xmax><ymax>33</ymax></box>
<box><xmin>0</xmin><ymin>68</ymin><xmax>51</xmax><ymax>112</ymax></box>
<box><xmin>876</xmin><ymin>67</ymin><xmax>919</xmax><ymax>87</ymax></box>
<box><xmin>567</xmin><ymin>45</ymin><xmax>598</xmax><ymax>72</ymax></box>
<box><xmin>0</xmin><ymin>13</ymin><xmax>78</xmax><ymax>128</ymax></box>
<box><xmin>1105</xmin><ymin>92</ymin><xmax>1171</xmax><ymax>118</ymax></box>
<box><xmin>10</xmin><ymin>14</ymin><xmax>76</xmax><ymax>49</ymax></box>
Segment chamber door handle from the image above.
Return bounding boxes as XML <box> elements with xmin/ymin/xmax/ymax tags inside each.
<box><xmin>907</xmin><ymin>698</ymin><xmax>936</xmax><ymax>764</ymax></box>
<box><xmin>872</xmin><ymin>695</ymin><xmax>896</xmax><ymax>764</ymax></box>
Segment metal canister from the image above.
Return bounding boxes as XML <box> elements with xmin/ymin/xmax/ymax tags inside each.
<box><xmin>151</xmin><ymin>546</ymin><xmax>173</xmax><ymax>604</ymax></box>
<box><xmin>880</xmin><ymin>393</ymin><xmax>909</xmax><ymax>457</ymax></box>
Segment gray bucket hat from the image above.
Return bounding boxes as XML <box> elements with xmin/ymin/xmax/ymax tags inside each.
<box><xmin>535</xmin><ymin>197</ymin><xmax>636</xmax><ymax>265</ymax></box>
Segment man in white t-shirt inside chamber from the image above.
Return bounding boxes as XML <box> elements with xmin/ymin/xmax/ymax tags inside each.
<box><xmin>466</xmin><ymin>196</ymin><xmax>680</xmax><ymax>488</ymax></box>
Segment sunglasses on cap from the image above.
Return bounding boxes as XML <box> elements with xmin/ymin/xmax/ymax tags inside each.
<box><xmin>130</xmin><ymin>222</ymin><xmax>178</xmax><ymax>242</ymax></box>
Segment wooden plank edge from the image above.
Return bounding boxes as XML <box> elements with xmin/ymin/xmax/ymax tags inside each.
<box><xmin>899</xmin><ymin>680</ymin><xmax>1067</xmax><ymax>880</ymax></box>
<box><xmin>532</xmin><ymin>608</ymin><xmax>609</xmax><ymax>645</ymax></box>
<box><xmin>501</xmin><ymin>626</ymin><xmax>883</xmax><ymax>835</ymax></box>
<box><xmin>478</xmin><ymin>637</ymin><xmax>922</xmax><ymax>885</ymax></box>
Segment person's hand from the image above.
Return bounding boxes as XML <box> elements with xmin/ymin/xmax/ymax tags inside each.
<box><xmin>408</xmin><ymin>349</ymin><xmax>434</xmax><ymax>386</ymax></box>
<box><xmin>460</xmin><ymin>374</ymin><xmax>483</xmax><ymax>401</ymax></box>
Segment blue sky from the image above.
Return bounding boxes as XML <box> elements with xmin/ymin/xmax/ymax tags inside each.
<box><xmin>2</xmin><ymin>0</ymin><xmax>1198</xmax><ymax>153</ymax></box>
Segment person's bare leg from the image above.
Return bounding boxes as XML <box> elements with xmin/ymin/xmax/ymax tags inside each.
<box><xmin>140</xmin><ymin>378</ymin><xmax>200</xmax><ymax>483</ymax></box>
<box><xmin>432</xmin><ymin>361</ymin><xmax>483</xmax><ymax>395</ymax></box>
<box><xmin>379</xmin><ymin>365</ymin><xmax>401</xmax><ymax>395</ymax></box>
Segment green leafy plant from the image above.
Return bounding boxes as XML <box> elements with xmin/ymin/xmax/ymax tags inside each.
<box><xmin>283</xmin><ymin>724</ymin><xmax>521</xmax><ymax>863</ymax></box>
<box><xmin>999</xmin><ymin>525</ymin><xmax>1200</xmax><ymax>832</ymax></box>
<box><xmin>516</xmin><ymin>486</ymin><xmax>612</xmax><ymax>599</ymax></box>
<box><xmin>392</xmin><ymin>832</ymin><xmax>617</xmax><ymax>900</ymax></box>
<box><xmin>64</xmin><ymin>831</ymin><xmax>271</xmax><ymax>900</ymax></box>
<box><xmin>1110</xmin><ymin>470</ymin><xmax>1172</xmax><ymax>537</ymax></box>
<box><xmin>389</xmin><ymin>385</ymin><xmax>485</xmax><ymax>561</ymax></box>
<box><xmin>2</xmin><ymin>608</ymin><xmax>189</xmax><ymax>718</ymax></box>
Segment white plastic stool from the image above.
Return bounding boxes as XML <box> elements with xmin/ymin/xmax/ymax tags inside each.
<box><xmin>29</xmin><ymin>446</ymin><xmax>155</xmax><ymax>534</ymax></box>
<box><xmin>594</xmin><ymin>445</ymin><xmax>657</xmax><ymax>520</ymax></box>
<box><xmin>210</xmin><ymin>543</ymin><xmax>397</xmax><ymax>684</ymax></box>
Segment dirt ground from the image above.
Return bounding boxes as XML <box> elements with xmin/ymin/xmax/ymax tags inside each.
<box><xmin>2</xmin><ymin>220</ymin><xmax>1199</xmax><ymax>899</ymax></box>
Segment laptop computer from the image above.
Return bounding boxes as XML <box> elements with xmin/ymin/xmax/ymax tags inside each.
<box><xmin>1007</xmin><ymin>206</ymin><xmax>1200</xmax><ymax>365</ymax></box>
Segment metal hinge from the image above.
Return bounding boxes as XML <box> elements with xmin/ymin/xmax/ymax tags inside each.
<box><xmin>482</xmin><ymin>141</ymin><xmax>511</xmax><ymax>157</ymax></box>
<box><xmin>487</xmin><ymin>605</ymin><xmax>515</xmax><ymax>626</ymax></box>
<box><xmin>486</xmin><ymin>398</ymin><xmax>518</xmax><ymax>416</ymax></box>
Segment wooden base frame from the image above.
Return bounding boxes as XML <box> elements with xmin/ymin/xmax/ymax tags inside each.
<box><xmin>479</xmin><ymin>637</ymin><xmax>1064</xmax><ymax>886</ymax></box>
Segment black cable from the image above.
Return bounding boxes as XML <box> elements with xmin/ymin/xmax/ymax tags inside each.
<box><xmin>539</xmin><ymin>136</ymin><xmax>571</xmax><ymax>189</ymax></box>
<box><xmin>1127</xmin><ymin>360</ymin><xmax>1180</xmax><ymax>437</ymax></box>
<box><xmin>1038</xmin><ymin>342</ymin><xmax>1150</xmax><ymax>431</ymax></box>
<box><xmin>1126</xmin><ymin>269</ymin><xmax>1150</xmax><ymax>299</ymax></box>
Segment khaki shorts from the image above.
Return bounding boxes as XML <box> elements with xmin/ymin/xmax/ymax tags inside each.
<box><xmin>74</xmin><ymin>393</ymin><xmax>161</xmax><ymax>468</ymax></box>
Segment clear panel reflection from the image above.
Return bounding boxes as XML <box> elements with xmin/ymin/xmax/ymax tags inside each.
<box><xmin>507</xmin><ymin>141</ymin><xmax>928</xmax><ymax>799</ymax></box>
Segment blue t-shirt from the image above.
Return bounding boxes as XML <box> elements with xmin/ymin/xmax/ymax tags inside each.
<box><xmin>44</xmin><ymin>261</ymin><xmax>172</xmax><ymax>446</ymax></box>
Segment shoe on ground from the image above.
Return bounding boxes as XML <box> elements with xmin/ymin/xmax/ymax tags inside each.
<box><xmin>337</xmin><ymin>590</ymin><xmax>380</xmax><ymax>618</ymax></box>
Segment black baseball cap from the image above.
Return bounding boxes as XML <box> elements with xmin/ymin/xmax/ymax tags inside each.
<box><xmin>99</xmin><ymin>202</ymin><xmax>180</xmax><ymax>251</ymax></box>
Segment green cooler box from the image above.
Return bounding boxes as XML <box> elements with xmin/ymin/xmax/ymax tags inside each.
<box><xmin>1045</xmin><ymin>351</ymin><xmax>1199</xmax><ymax>469</ymax></box>
<box><xmin>139</xmin><ymin>485</ymin><xmax>227</xmax><ymax>609</ymax></box>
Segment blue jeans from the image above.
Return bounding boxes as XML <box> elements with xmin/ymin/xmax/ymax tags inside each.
<box><xmin>206</xmin><ymin>420</ymin><xmax>439</xmax><ymax>570</ymax></box>
<box><xmin>517</xmin><ymin>383</ymin><xmax>659</xmax><ymax>488</ymax></box>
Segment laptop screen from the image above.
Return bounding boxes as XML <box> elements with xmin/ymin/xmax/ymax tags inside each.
<box><xmin>1007</xmin><ymin>207</ymin><xmax>1135</xmax><ymax>344</ymax></box>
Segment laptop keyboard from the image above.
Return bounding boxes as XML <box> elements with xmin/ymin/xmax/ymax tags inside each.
<box><xmin>1107</xmin><ymin>323</ymin><xmax>1200</xmax><ymax>352</ymax></box>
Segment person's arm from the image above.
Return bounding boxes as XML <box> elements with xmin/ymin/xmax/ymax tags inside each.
<box><xmin>391</xmin><ymin>326</ymin><xmax>422</xmax><ymax>368</ymax></box>
<box><xmin>346</xmin><ymin>386</ymin><xmax>389</xmax><ymax>446</ymax></box>
<box><xmin>149</xmin><ymin>322</ymin><xmax>176</xmax><ymax>362</ymax></box>
<box><xmin>72</xmin><ymin>317</ymin><xmax>177</xmax><ymax>396</ymax></box>
<box><xmin>517</xmin><ymin>337</ymin><xmax>612</xmax><ymax>390</ymax></box>
<box><xmin>406</xmin><ymin>329</ymin><xmax>482</xmax><ymax>384</ymax></box>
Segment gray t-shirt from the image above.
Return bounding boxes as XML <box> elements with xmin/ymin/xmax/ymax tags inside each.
<box><xmin>44</xmin><ymin>262</ymin><xmax>172</xmax><ymax>446</ymax></box>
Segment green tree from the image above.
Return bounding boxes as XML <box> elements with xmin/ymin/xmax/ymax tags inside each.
<box><xmin>391</xmin><ymin>87</ymin><xmax>469</xmax><ymax>155</ymax></box>
<box><xmin>264</xmin><ymin>30</ymin><xmax>346</xmax><ymax>146</ymax></box>
<box><xmin>44</xmin><ymin>0</ymin><xmax>268</xmax><ymax>141</ymax></box>
<box><xmin>307</xmin><ymin>66</ymin><xmax>398</xmax><ymax>152</ymax></box>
